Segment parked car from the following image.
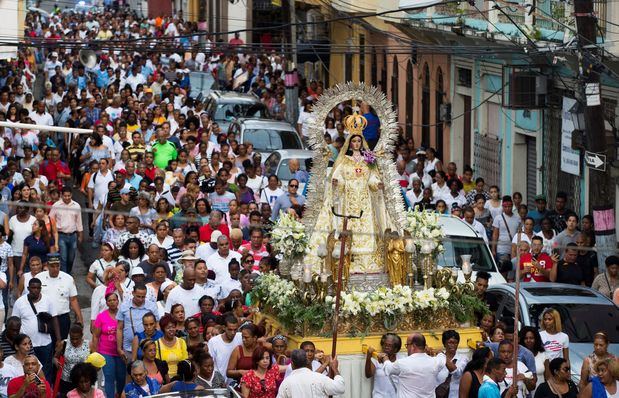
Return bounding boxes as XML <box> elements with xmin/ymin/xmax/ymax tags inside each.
<box><xmin>436</xmin><ymin>215</ymin><xmax>506</xmax><ymax>285</ymax></box>
<box><xmin>263</xmin><ymin>149</ymin><xmax>313</xmax><ymax>190</ymax></box>
<box><xmin>228</xmin><ymin>118</ymin><xmax>305</xmax><ymax>158</ymax></box>
<box><xmin>486</xmin><ymin>283</ymin><xmax>619</xmax><ymax>383</ymax></box>
<box><xmin>204</xmin><ymin>91</ymin><xmax>270</xmax><ymax>132</ymax></box>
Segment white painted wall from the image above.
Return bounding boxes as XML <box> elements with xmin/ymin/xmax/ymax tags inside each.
<box><xmin>0</xmin><ymin>0</ymin><xmax>19</xmax><ymax>59</ymax></box>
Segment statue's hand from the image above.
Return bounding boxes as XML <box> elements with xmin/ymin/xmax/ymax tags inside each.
<box><xmin>377</xmin><ymin>182</ymin><xmax>384</xmax><ymax>190</ymax></box>
<box><xmin>332</xmin><ymin>178</ymin><xmax>338</xmax><ymax>187</ymax></box>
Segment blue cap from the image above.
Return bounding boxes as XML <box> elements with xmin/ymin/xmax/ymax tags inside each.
<box><xmin>120</xmin><ymin>187</ymin><xmax>131</xmax><ymax>194</ymax></box>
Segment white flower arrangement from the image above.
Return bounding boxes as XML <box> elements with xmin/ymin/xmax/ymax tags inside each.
<box><xmin>404</xmin><ymin>206</ymin><xmax>445</xmax><ymax>257</ymax></box>
<box><xmin>326</xmin><ymin>285</ymin><xmax>451</xmax><ymax>318</ymax></box>
<box><xmin>253</xmin><ymin>273</ymin><xmax>298</xmax><ymax>311</ymax></box>
<box><xmin>270</xmin><ymin>211</ymin><xmax>309</xmax><ymax>258</ymax></box>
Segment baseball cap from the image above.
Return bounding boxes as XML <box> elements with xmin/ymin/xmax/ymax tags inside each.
<box><xmin>115</xmin><ymin>169</ymin><xmax>127</xmax><ymax>176</ymax></box>
<box><xmin>534</xmin><ymin>194</ymin><xmax>547</xmax><ymax>202</ymax></box>
<box><xmin>120</xmin><ymin>187</ymin><xmax>131</xmax><ymax>194</ymax></box>
<box><xmin>186</xmin><ymin>207</ymin><xmax>197</xmax><ymax>215</ymax></box>
<box><xmin>85</xmin><ymin>353</ymin><xmax>106</xmax><ymax>368</ymax></box>
<box><xmin>210</xmin><ymin>230</ymin><xmax>223</xmax><ymax>243</ymax></box>
<box><xmin>47</xmin><ymin>253</ymin><xmax>60</xmax><ymax>263</ymax></box>
<box><xmin>130</xmin><ymin>267</ymin><xmax>145</xmax><ymax>277</ymax></box>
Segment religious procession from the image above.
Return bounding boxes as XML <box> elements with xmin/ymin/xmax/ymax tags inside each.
<box><xmin>0</xmin><ymin>2</ymin><xmax>616</xmax><ymax>398</ymax></box>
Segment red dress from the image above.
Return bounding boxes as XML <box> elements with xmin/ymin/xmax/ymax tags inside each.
<box><xmin>240</xmin><ymin>366</ymin><xmax>280</xmax><ymax>398</ymax></box>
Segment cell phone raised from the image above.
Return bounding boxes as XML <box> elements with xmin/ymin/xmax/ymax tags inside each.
<box><xmin>33</xmin><ymin>375</ymin><xmax>42</xmax><ymax>385</ymax></box>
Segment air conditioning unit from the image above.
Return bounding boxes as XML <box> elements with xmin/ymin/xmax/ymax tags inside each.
<box><xmin>507</xmin><ymin>72</ymin><xmax>546</xmax><ymax>109</ymax></box>
<box><xmin>440</xmin><ymin>103</ymin><xmax>452</xmax><ymax>123</ymax></box>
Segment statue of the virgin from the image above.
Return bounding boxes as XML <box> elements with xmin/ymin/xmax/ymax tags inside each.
<box><xmin>305</xmin><ymin>111</ymin><xmax>404</xmax><ymax>275</ymax></box>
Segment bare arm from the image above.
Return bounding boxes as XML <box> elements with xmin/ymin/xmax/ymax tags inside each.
<box><xmin>579</xmin><ymin>357</ymin><xmax>590</xmax><ymax>391</ymax></box>
<box><xmin>579</xmin><ymin>383</ymin><xmax>593</xmax><ymax>398</ymax></box>
<box><xmin>459</xmin><ymin>372</ymin><xmax>473</xmax><ymax>398</ymax></box>
<box><xmin>70</xmin><ymin>296</ymin><xmax>83</xmax><ymax>325</ymax></box>
<box><xmin>85</xmin><ymin>272</ymin><xmax>97</xmax><ymax>289</ymax></box>
<box><xmin>491</xmin><ymin>227</ymin><xmax>499</xmax><ymax>256</ymax></box>
<box><xmin>562</xmin><ymin>347</ymin><xmax>569</xmax><ymax>362</ymax></box>
<box><xmin>19</xmin><ymin>246</ymin><xmax>28</xmax><ymax>277</ymax></box>
<box><xmin>364</xmin><ymin>349</ymin><xmax>376</xmax><ymax>379</ymax></box>
<box><xmin>549</xmin><ymin>259</ymin><xmax>558</xmax><ymax>282</ymax></box>
<box><xmin>227</xmin><ymin>348</ymin><xmax>247</xmax><ymax>379</ymax></box>
<box><xmin>240</xmin><ymin>383</ymin><xmax>250</xmax><ymax>398</ymax></box>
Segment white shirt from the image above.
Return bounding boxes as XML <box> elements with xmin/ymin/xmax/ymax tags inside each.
<box><xmin>90</xmin><ymin>284</ymin><xmax>108</xmax><ymax>321</ymax></box>
<box><xmin>196</xmin><ymin>243</ymin><xmax>216</xmax><ymax>262</ymax></box>
<box><xmin>383</xmin><ymin>352</ymin><xmax>446</xmax><ymax>398</ymax></box>
<box><xmin>207</xmin><ymin>332</ymin><xmax>242</xmax><ymax>381</ymax></box>
<box><xmin>12</xmin><ymin>294</ymin><xmax>58</xmax><ymax>347</ymax></box>
<box><xmin>247</xmin><ymin>175</ymin><xmax>267</xmax><ymax>193</ymax></box>
<box><xmin>539</xmin><ymin>330</ymin><xmax>569</xmax><ymax>361</ymax></box>
<box><xmin>88</xmin><ymin>258</ymin><xmax>117</xmax><ymax>286</ymax></box>
<box><xmin>500</xmin><ymin>361</ymin><xmax>532</xmax><ymax>398</ymax></box>
<box><xmin>206</xmin><ymin>250</ymin><xmax>242</xmax><ymax>283</ymax></box>
<box><xmin>277</xmin><ymin>367</ymin><xmax>346</xmax><ymax>398</ymax></box>
<box><xmin>435</xmin><ymin>353</ymin><xmax>469</xmax><ymax>398</ymax></box>
<box><xmin>8</xmin><ymin>215</ymin><xmax>36</xmax><ymax>256</ymax></box>
<box><xmin>406</xmin><ymin>190</ymin><xmax>424</xmax><ymax>207</ymax></box>
<box><xmin>29</xmin><ymin>111</ymin><xmax>54</xmax><ymax>126</ymax></box>
<box><xmin>409</xmin><ymin>173</ymin><xmax>432</xmax><ymax>190</ymax></box>
<box><xmin>37</xmin><ymin>270</ymin><xmax>78</xmax><ymax>315</ymax></box>
<box><xmin>148</xmin><ymin>235</ymin><xmax>174</xmax><ymax>250</ymax></box>
<box><xmin>260</xmin><ymin>187</ymin><xmax>284</xmax><ymax>207</ymax></box>
<box><xmin>371</xmin><ymin>357</ymin><xmax>399</xmax><ymax>398</ymax></box>
<box><xmin>0</xmin><ymin>272</ymin><xmax>6</xmax><ymax>310</ymax></box>
<box><xmin>220</xmin><ymin>278</ymin><xmax>242</xmax><ymax>298</ymax></box>
<box><xmin>165</xmin><ymin>285</ymin><xmax>202</xmax><ymax>316</ymax></box>
<box><xmin>431</xmin><ymin>182</ymin><xmax>450</xmax><ymax>200</ymax></box>
<box><xmin>466</xmin><ymin>219</ymin><xmax>489</xmax><ymax>243</ymax></box>
<box><xmin>88</xmin><ymin>169</ymin><xmax>114</xmax><ymax>208</ymax></box>
<box><xmin>0</xmin><ymin>361</ymin><xmax>21</xmax><ymax>396</ymax></box>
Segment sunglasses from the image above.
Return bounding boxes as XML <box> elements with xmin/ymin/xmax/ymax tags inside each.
<box><xmin>289</xmin><ymin>184</ymin><xmax>299</xmax><ymax>188</ymax></box>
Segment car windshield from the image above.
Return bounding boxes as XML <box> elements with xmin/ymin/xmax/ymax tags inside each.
<box><xmin>436</xmin><ymin>236</ymin><xmax>495</xmax><ymax>271</ymax></box>
<box><xmin>529</xmin><ymin>303</ymin><xmax>619</xmax><ymax>343</ymax></box>
<box><xmin>214</xmin><ymin>103</ymin><xmax>265</xmax><ymax>121</ymax></box>
<box><xmin>244</xmin><ymin>129</ymin><xmax>303</xmax><ymax>151</ymax></box>
<box><xmin>277</xmin><ymin>159</ymin><xmax>308</xmax><ymax>181</ymax></box>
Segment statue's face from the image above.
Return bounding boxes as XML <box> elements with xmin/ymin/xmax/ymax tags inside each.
<box><xmin>350</xmin><ymin>136</ymin><xmax>362</xmax><ymax>150</ymax></box>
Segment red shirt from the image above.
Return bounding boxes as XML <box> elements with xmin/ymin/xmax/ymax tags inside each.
<box><xmin>240</xmin><ymin>242</ymin><xmax>268</xmax><ymax>270</ymax></box>
<box><xmin>199</xmin><ymin>223</ymin><xmax>230</xmax><ymax>243</ymax></box>
<box><xmin>519</xmin><ymin>252</ymin><xmax>553</xmax><ymax>282</ymax></box>
<box><xmin>8</xmin><ymin>376</ymin><xmax>52</xmax><ymax>398</ymax></box>
<box><xmin>144</xmin><ymin>166</ymin><xmax>157</xmax><ymax>181</ymax></box>
<box><xmin>39</xmin><ymin>160</ymin><xmax>70</xmax><ymax>189</ymax></box>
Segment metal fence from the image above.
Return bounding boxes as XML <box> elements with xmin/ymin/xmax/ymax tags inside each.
<box><xmin>473</xmin><ymin>133</ymin><xmax>502</xmax><ymax>189</ymax></box>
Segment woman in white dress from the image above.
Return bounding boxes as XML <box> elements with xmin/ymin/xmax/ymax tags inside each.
<box><xmin>365</xmin><ymin>333</ymin><xmax>402</xmax><ymax>398</ymax></box>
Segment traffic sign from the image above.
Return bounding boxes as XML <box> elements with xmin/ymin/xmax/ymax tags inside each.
<box><xmin>584</xmin><ymin>151</ymin><xmax>606</xmax><ymax>171</ymax></box>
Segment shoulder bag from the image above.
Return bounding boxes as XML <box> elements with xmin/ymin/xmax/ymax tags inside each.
<box><xmin>28</xmin><ymin>297</ymin><xmax>53</xmax><ymax>334</ymax></box>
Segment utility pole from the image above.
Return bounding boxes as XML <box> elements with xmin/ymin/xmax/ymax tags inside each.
<box><xmin>285</xmin><ymin>0</ymin><xmax>299</xmax><ymax>125</ymax></box>
<box><xmin>574</xmin><ymin>0</ymin><xmax>617</xmax><ymax>269</ymax></box>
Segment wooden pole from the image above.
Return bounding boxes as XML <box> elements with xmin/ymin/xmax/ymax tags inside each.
<box><xmin>512</xmin><ymin>234</ymin><xmax>522</xmax><ymax>390</ymax></box>
<box><xmin>330</xmin><ymin>208</ymin><xmax>363</xmax><ymax>363</ymax></box>
<box><xmin>331</xmin><ymin>216</ymin><xmax>348</xmax><ymax>361</ymax></box>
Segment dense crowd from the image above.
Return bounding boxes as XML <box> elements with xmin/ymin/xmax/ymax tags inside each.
<box><xmin>0</xmin><ymin>5</ymin><xmax>615</xmax><ymax>398</ymax></box>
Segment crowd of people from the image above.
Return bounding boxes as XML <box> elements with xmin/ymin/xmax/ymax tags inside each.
<box><xmin>0</xmin><ymin>4</ymin><xmax>614</xmax><ymax>398</ymax></box>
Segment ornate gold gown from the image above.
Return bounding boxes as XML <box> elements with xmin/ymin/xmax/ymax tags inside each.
<box><xmin>306</xmin><ymin>153</ymin><xmax>396</xmax><ymax>274</ymax></box>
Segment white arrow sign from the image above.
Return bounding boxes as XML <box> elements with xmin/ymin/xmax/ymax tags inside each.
<box><xmin>584</xmin><ymin>151</ymin><xmax>606</xmax><ymax>171</ymax></box>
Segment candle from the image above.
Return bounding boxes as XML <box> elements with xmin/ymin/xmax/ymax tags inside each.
<box><xmin>303</xmin><ymin>263</ymin><xmax>313</xmax><ymax>283</ymax></box>
<box><xmin>461</xmin><ymin>254</ymin><xmax>472</xmax><ymax>274</ymax></box>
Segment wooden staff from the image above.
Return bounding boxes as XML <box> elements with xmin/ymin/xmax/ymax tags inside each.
<box><xmin>512</xmin><ymin>233</ymin><xmax>523</xmax><ymax>391</ymax></box>
<box><xmin>330</xmin><ymin>207</ymin><xmax>363</xmax><ymax>362</ymax></box>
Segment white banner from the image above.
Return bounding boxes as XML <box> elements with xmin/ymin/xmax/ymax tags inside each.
<box><xmin>561</xmin><ymin>97</ymin><xmax>581</xmax><ymax>176</ymax></box>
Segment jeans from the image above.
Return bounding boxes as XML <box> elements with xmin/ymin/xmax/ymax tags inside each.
<box><xmin>34</xmin><ymin>343</ymin><xmax>53</xmax><ymax>382</ymax></box>
<box><xmin>58</xmin><ymin>233</ymin><xmax>77</xmax><ymax>274</ymax></box>
<box><xmin>102</xmin><ymin>354</ymin><xmax>126</xmax><ymax>398</ymax></box>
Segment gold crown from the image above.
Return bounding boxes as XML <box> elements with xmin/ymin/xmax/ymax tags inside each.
<box><xmin>343</xmin><ymin>112</ymin><xmax>367</xmax><ymax>135</ymax></box>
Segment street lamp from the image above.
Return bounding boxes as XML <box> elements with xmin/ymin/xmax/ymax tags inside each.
<box><xmin>569</xmin><ymin>101</ymin><xmax>586</xmax><ymax>131</ymax></box>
